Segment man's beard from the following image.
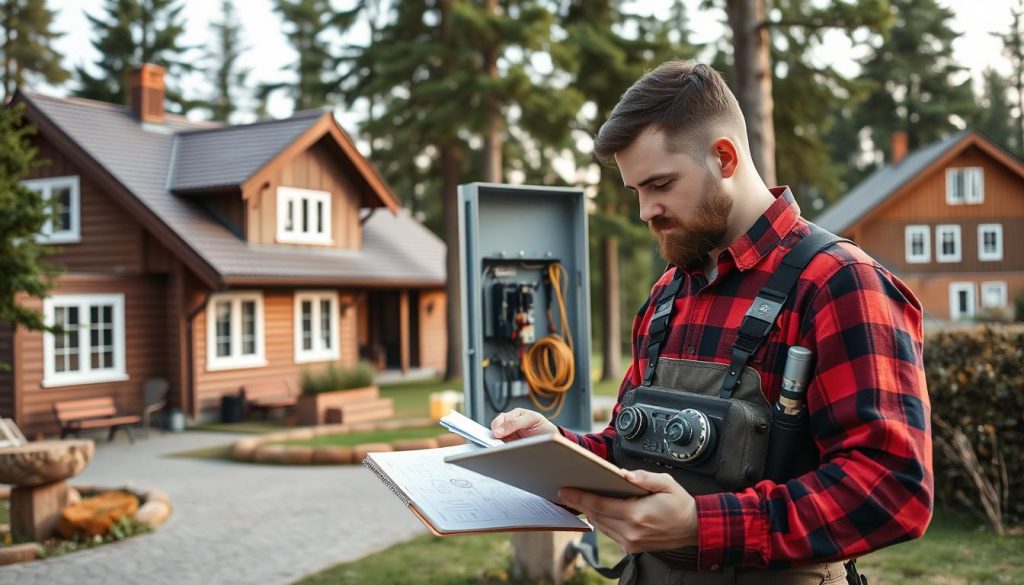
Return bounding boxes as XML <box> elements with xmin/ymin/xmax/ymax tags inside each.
<box><xmin>649</xmin><ymin>180</ymin><xmax>732</xmax><ymax>269</ymax></box>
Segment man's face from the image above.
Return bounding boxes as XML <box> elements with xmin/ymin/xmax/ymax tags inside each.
<box><xmin>614</xmin><ymin>130</ymin><xmax>734</xmax><ymax>269</ymax></box>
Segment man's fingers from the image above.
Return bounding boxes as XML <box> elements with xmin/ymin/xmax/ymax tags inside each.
<box><xmin>624</xmin><ymin>470</ymin><xmax>679</xmax><ymax>494</ymax></box>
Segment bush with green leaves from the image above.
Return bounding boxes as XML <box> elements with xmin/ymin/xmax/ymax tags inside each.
<box><xmin>926</xmin><ymin>325</ymin><xmax>1024</xmax><ymax>529</ymax></box>
<box><xmin>301</xmin><ymin>361</ymin><xmax>375</xmax><ymax>395</ymax></box>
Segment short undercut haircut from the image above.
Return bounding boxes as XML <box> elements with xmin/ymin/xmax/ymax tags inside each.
<box><xmin>593</xmin><ymin>60</ymin><xmax>745</xmax><ymax>165</ymax></box>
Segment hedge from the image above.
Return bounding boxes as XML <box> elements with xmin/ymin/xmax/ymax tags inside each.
<box><xmin>925</xmin><ymin>325</ymin><xmax>1024</xmax><ymax>528</ymax></box>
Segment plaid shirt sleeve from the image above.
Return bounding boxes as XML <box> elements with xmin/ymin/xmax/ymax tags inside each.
<box><xmin>694</xmin><ymin>259</ymin><xmax>933</xmax><ymax>569</ymax></box>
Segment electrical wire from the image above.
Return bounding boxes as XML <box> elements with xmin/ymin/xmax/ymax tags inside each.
<box><xmin>521</xmin><ymin>262</ymin><xmax>575</xmax><ymax>420</ymax></box>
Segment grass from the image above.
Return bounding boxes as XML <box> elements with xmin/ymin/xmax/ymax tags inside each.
<box><xmin>189</xmin><ymin>420</ymin><xmax>294</xmax><ymax>434</ymax></box>
<box><xmin>0</xmin><ymin>497</ymin><xmax>8</xmax><ymax>528</ymax></box>
<box><xmin>378</xmin><ymin>377</ymin><xmax>460</xmax><ymax>420</ymax></box>
<box><xmin>271</xmin><ymin>426</ymin><xmax>444</xmax><ymax>448</ymax></box>
<box><xmin>297</xmin><ymin>510</ymin><xmax>1023</xmax><ymax>585</ymax></box>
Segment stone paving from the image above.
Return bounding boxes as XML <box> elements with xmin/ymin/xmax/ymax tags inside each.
<box><xmin>0</xmin><ymin>430</ymin><xmax>427</xmax><ymax>585</ymax></box>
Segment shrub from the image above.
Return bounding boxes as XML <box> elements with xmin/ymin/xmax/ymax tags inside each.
<box><xmin>301</xmin><ymin>362</ymin><xmax>375</xmax><ymax>395</ymax></box>
<box><xmin>925</xmin><ymin>325</ymin><xmax>1024</xmax><ymax>529</ymax></box>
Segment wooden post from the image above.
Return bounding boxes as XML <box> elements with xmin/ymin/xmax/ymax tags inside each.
<box><xmin>10</xmin><ymin>481</ymin><xmax>70</xmax><ymax>541</ymax></box>
<box><xmin>510</xmin><ymin>532</ymin><xmax>581</xmax><ymax>584</ymax></box>
<box><xmin>399</xmin><ymin>289</ymin><xmax>410</xmax><ymax>375</ymax></box>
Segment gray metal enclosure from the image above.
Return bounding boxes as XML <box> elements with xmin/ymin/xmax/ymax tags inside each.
<box><xmin>459</xmin><ymin>183</ymin><xmax>593</xmax><ymax>433</ymax></box>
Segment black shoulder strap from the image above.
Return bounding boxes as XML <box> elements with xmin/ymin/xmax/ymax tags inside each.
<box><xmin>642</xmin><ymin>269</ymin><xmax>684</xmax><ymax>386</ymax></box>
<box><xmin>720</xmin><ymin>224</ymin><xmax>849</xmax><ymax>397</ymax></box>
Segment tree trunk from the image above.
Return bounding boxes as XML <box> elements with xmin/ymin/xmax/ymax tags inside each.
<box><xmin>442</xmin><ymin>142</ymin><xmax>464</xmax><ymax>381</ymax></box>
<box><xmin>727</xmin><ymin>0</ymin><xmax>776</xmax><ymax>186</ymax></box>
<box><xmin>482</xmin><ymin>0</ymin><xmax>502</xmax><ymax>182</ymax></box>
<box><xmin>599</xmin><ymin>235</ymin><xmax>621</xmax><ymax>381</ymax></box>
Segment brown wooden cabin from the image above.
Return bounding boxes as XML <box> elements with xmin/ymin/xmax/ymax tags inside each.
<box><xmin>0</xmin><ymin>64</ymin><xmax>447</xmax><ymax>437</ymax></box>
<box><xmin>817</xmin><ymin>130</ymin><xmax>1024</xmax><ymax>322</ymax></box>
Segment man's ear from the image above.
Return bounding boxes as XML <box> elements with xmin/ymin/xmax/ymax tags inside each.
<box><xmin>710</xmin><ymin>137</ymin><xmax>739</xmax><ymax>179</ymax></box>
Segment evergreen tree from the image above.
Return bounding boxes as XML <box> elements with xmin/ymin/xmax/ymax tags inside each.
<box><xmin>263</xmin><ymin>0</ymin><xmax>357</xmax><ymax>111</ymax></box>
<box><xmin>1</xmin><ymin>0</ymin><xmax>69</xmax><ymax>99</ymax></box>
<box><xmin>73</xmin><ymin>0</ymin><xmax>194</xmax><ymax>112</ymax></box>
<box><xmin>994</xmin><ymin>0</ymin><xmax>1024</xmax><ymax>156</ymax></box>
<box><xmin>552</xmin><ymin>0</ymin><xmax>696</xmax><ymax>381</ymax></box>
<box><xmin>0</xmin><ymin>102</ymin><xmax>59</xmax><ymax>370</ymax></box>
<box><xmin>201</xmin><ymin>0</ymin><xmax>248</xmax><ymax>122</ymax></box>
<box><xmin>854</xmin><ymin>0</ymin><xmax>976</xmax><ymax>162</ymax></box>
<box><xmin>345</xmin><ymin>0</ymin><xmax>583</xmax><ymax>380</ymax></box>
<box><xmin>978</xmin><ymin>68</ymin><xmax>1014</xmax><ymax>153</ymax></box>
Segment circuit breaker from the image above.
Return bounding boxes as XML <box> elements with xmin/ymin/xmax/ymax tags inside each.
<box><xmin>459</xmin><ymin>183</ymin><xmax>592</xmax><ymax>433</ymax></box>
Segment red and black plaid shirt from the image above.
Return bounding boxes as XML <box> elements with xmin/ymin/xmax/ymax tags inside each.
<box><xmin>561</xmin><ymin>187</ymin><xmax>933</xmax><ymax>570</ymax></box>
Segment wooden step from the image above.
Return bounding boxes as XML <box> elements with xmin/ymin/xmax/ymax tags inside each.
<box><xmin>338</xmin><ymin>398</ymin><xmax>394</xmax><ymax>425</ymax></box>
<box><xmin>326</xmin><ymin>387</ymin><xmax>380</xmax><ymax>404</ymax></box>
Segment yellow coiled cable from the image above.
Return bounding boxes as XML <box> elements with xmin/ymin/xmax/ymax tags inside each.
<box><xmin>521</xmin><ymin>263</ymin><xmax>575</xmax><ymax>420</ymax></box>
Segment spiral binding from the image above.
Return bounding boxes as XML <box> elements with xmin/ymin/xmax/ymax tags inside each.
<box><xmin>363</xmin><ymin>458</ymin><xmax>410</xmax><ymax>506</ymax></box>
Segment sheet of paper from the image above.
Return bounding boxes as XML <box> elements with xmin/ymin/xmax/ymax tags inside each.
<box><xmin>439</xmin><ymin>410</ymin><xmax>503</xmax><ymax>448</ymax></box>
<box><xmin>367</xmin><ymin>445</ymin><xmax>590</xmax><ymax>533</ymax></box>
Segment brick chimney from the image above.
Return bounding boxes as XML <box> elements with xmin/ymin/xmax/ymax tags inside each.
<box><xmin>129</xmin><ymin>64</ymin><xmax>166</xmax><ymax>124</ymax></box>
<box><xmin>891</xmin><ymin>131</ymin><xmax>908</xmax><ymax>165</ymax></box>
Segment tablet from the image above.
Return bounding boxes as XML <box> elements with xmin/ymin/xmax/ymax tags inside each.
<box><xmin>443</xmin><ymin>433</ymin><xmax>650</xmax><ymax>503</ymax></box>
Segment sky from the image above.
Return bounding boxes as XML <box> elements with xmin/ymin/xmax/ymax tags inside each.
<box><xmin>45</xmin><ymin>0</ymin><xmax>1019</xmax><ymax>128</ymax></box>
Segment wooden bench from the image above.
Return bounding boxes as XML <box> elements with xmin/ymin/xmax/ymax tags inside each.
<box><xmin>240</xmin><ymin>380</ymin><xmax>297</xmax><ymax>419</ymax></box>
<box><xmin>53</xmin><ymin>397</ymin><xmax>141</xmax><ymax>443</ymax></box>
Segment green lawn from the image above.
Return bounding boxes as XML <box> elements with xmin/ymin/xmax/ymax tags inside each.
<box><xmin>379</xmin><ymin>378</ymin><xmax>461</xmax><ymax>420</ymax></box>
<box><xmin>271</xmin><ymin>426</ymin><xmax>444</xmax><ymax>448</ymax></box>
<box><xmin>296</xmin><ymin>510</ymin><xmax>1023</xmax><ymax>585</ymax></box>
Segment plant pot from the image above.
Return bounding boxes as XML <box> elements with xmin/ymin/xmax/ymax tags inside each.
<box><xmin>296</xmin><ymin>386</ymin><xmax>380</xmax><ymax>426</ymax></box>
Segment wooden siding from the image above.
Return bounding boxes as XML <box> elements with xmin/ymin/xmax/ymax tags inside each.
<box><xmin>247</xmin><ymin>139</ymin><xmax>363</xmax><ymax>249</ymax></box>
<box><xmin>899</xmin><ymin>273</ymin><xmax>1024</xmax><ymax>321</ymax></box>
<box><xmin>14</xmin><ymin>275</ymin><xmax>170</xmax><ymax>436</ymax></box>
<box><xmin>418</xmin><ymin>289</ymin><xmax>447</xmax><ymax>372</ymax></box>
<box><xmin>0</xmin><ymin>320</ymin><xmax>13</xmax><ymax>419</ymax></box>
<box><xmin>27</xmin><ymin>135</ymin><xmax>146</xmax><ymax>274</ymax></box>
<box><xmin>191</xmin><ymin>288</ymin><xmax>359</xmax><ymax>417</ymax></box>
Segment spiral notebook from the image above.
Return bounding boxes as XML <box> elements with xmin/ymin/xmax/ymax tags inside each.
<box><xmin>363</xmin><ymin>444</ymin><xmax>592</xmax><ymax>535</ymax></box>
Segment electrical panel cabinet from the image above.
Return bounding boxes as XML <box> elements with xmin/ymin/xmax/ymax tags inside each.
<box><xmin>459</xmin><ymin>183</ymin><xmax>592</xmax><ymax>432</ymax></box>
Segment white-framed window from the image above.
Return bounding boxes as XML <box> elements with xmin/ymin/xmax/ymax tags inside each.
<box><xmin>206</xmin><ymin>292</ymin><xmax>265</xmax><ymax>371</ymax></box>
<box><xmin>294</xmin><ymin>291</ymin><xmax>340</xmax><ymax>363</ymax></box>
<box><xmin>936</xmin><ymin>224</ymin><xmax>961</xmax><ymax>263</ymax></box>
<box><xmin>276</xmin><ymin>186</ymin><xmax>332</xmax><ymax>245</ymax></box>
<box><xmin>980</xmin><ymin>281</ymin><xmax>1008</xmax><ymax>309</ymax></box>
<box><xmin>905</xmin><ymin>225</ymin><xmax>931</xmax><ymax>263</ymax></box>
<box><xmin>949</xmin><ymin>282</ymin><xmax>976</xmax><ymax>320</ymax></box>
<box><xmin>946</xmin><ymin>167</ymin><xmax>984</xmax><ymax>205</ymax></box>
<box><xmin>22</xmin><ymin>176</ymin><xmax>81</xmax><ymax>244</ymax></box>
<box><xmin>978</xmin><ymin>224</ymin><xmax>1003</xmax><ymax>261</ymax></box>
<box><xmin>42</xmin><ymin>294</ymin><xmax>126</xmax><ymax>387</ymax></box>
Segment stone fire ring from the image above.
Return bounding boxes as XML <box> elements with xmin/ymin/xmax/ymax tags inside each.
<box><xmin>0</xmin><ymin>484</ymin><xmax>173</xmax><ymax>566</ymax></box>
<box><xmin>229</xmin><ymin>418</ymin><xmax>467</xmax><ymax>465</ymax></box>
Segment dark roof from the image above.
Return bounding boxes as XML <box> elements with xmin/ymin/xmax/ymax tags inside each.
<box><xmin>816</xmin><ymin>130</ymin><xmax>969</xmax><ymax>234</ymax></box>
<box><xmin>21</xmin><ymin>91</ymin><xmax>444</xmax><ymax>287</ymax></box>
<box><xmin>170</xmin><ymin>110</ymin><xmax>325</xmax><ymax>192</ymax></box>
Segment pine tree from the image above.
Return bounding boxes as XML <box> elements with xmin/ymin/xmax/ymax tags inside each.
<box><xmin>854</xmin><ymin>0</ymin><xmax>976</xmax><ymax>161</ymax></box>
<box><xmin>346</xmin><ymin>0</ymin><xmax>581</xmax><ymax>380</ymax></box>
<box><xmin>264</xmin><ymin>0</ymin><xmax>357</xmax><ymax>111</ymax></box>
<box><xmin>994</xmin><ymin>0</ymin><xmax>1024</xmax><ymax>156</ymax></box>
<box><xmin>1</xmin><ymin>0</ymin><xmax>69</xmax><ymax>99</ymax></box>
<box><xmin>73</xmin><ymin>0</ymin><xmax>194</xmax><ymax>112</ymax></box>
<box><xmin>202</xmin><ymin>0</ymin><xmax>248</xmax><ymax>121</ymax></box>
<box><xmin>0</xmin><ymin>102</ymin><xmax>59</xmax><ymax>370</ymax></box>
<box><xmin>978</xmin><ymin>68</ymin><xmax>1014</xmax><ymax>154</ymax></box>
<box><xmin>552</xmin><ymin>0</ymin><xmax>697</xmax><ymax>381</ymax></box>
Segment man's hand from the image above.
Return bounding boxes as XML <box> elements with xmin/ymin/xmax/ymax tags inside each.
<box><xmin>558</xmin><ymin>469</ymin><xmax>698</xmax><ymax>554</ymax></box>
<box><xmin>491</xmin><ymin>408</ymin><xmax>558</xmax><ymax>442</ymax></box>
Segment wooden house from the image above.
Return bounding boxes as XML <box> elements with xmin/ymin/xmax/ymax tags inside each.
<box><xmin>817</xmin><ymin>130</ymin><xmax>1024</xmax><ymax>322</ymax></box>
<box><xmin>0</xmin><ymin>65</ymin><xmax>447</xmax><ymax>437</ymax></box>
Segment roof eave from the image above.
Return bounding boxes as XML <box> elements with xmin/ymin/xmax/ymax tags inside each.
<box><xmin>221</xmin><ymin>275</ymin><xmax>445</xmax><ymax>288</ymax></box>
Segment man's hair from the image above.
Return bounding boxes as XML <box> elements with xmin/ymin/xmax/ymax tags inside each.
<box><xmin>593</xmin><ymin>60</ymin><xmax>745</xmax><ymax>165</ymax></box>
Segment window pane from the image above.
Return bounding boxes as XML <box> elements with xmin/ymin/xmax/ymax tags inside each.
<box><xmin>89</xmin><ymin>303</ymin><xmax>114</xmax><ymax>371</ymax></box>
<box><xmin>302</xmin><ymin>300</ymin><xmax>313</xmax><ymax>351</ymax></box>
<box><xmin>317</xmin><ymin>200</ymin><xmax>324</xmax><ymax>234</ymax></box>
<box><xmin>320</xmin><ymin>299</ymin><xmax>331</xmax><ymax>349</ymax></box>
<box><xmin>959</xmin><ymin>290</ymin><xmax>969</xmax><ymax>313</ymax></box>
<box><xmin>53</xmin><ymin>186</ymin><xmax>72</xmax><ymax>232</ymax></box>
<box><xmin>216</xmin><ymin>301</ymin><xmax>232</xmax><ymax>357</ymax></box>
<box><xmin>242</xmin><ymin>301</ymin><xmax>256</xmax><ymax>355</ymax></box>
<box><xmin>302</xmin><ymin>198</ymin><xmax>309</xmax><ymax>233</ymax></box>
<box><xmin>55</xmin><ymin>305</ymin><xmax>81</xmax><ymax>373</ymax></box>
<box><xmin>285</xmin><ymin>199</ymin><xmax>294</xmax><ymax>231</ymax></box>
